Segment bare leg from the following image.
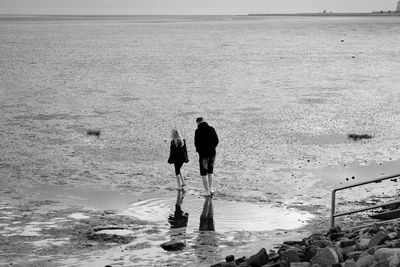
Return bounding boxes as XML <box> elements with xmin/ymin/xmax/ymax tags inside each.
<box><xmin>176</xmin><ymin>175</ymin><xmax>182</xmax><ymax>188</ymax></box>
<box><xmin>201</xmin><ymin>175</ymin><xmax>210</xmax><ymax>195</ymax></box>
<box><xmin>180</xmin><ymin>174</ymin><xmax>186</xmax><ymax>186</ymax></box>
<box><xmin>207</xmin><ymin>173</ymin><xmax>213</xmax><ymax>193</ymax></box>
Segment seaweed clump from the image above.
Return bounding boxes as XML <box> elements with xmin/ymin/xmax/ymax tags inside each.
<box><xmin>347</xmin><ymin>134</ymin><xmax>373</xmax><ymax>141</ymax></box>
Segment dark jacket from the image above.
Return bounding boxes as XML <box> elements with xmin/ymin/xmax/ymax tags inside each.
<box><xmin>168</xmin><ymin>139</ymin><xmax>189</xmax><ymax>164</ymax></box>
<box><xmin>194</xmin><ymin>122</ymin><xmax>219</xmax><ymax>156</ymax></box>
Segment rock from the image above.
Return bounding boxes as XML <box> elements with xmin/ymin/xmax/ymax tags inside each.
<box><xmin>375</xmin><ymin>258</ymin><xmax>391</xmax><ymax>267</ymax></box>
<box><xmin>226</xmin><ymin>255</ymin><xmax>235</xmax><ymax>262</ymax></box>
<box><xmin>284</xmin><ymin>241</ymin><xmax>304</xmax><ymax>246</ymax></box>
<box><xmin>303</xmin><ymin>234</ymin><xmax>328</xmax><ymax>247</ymax></box>
<box><xmin>211</xmin><ymin>262</ymin><xmax>237</xmax><ymax>267</ymax></box>
<box><xmin>347</xmin><ymin>133</ymin><xmax>372</xmax><ymax>140</ymax></box>
<box><xmin>333</xmin><ymin>246</ymin><xmax>344</xmax><ymax>263</ymax></box>
<box><xmin>341</xmin><ymin>240</ymin><xmax>357</xmax><ymax>248</ymax></box>
<box><xmin>290</xmin><ymin>263</ymin><xmax>309</xmax><ymax>267</ymax></box>
<box><xmin>369</xmin><ymin>231</ymin><xmax>390</xmax><ymax>248</ymax></box>
<box><xmin>235</xmin><ymin>257</ymin><xmax>247</xmax><ymax>265</ymax></box>
<box><xmin>304</xmin><ymin>245</ymin><xmax>319</xmax><ymax>261</ymax></box>
<box><xmin>388</xmin><ymin>232</ymin><xmax>398</xmax><ymax>240</ymax></box>
<box><xmin>87</xmin><ymin>129</ymin><xmax>101</xmax><ymax>136</ymax></box>
<box><xmin>355</xmin><ymin>254</ymin><xmax>376</xmax><ymax>267</ymax></box>
<box><xmin>341</xmin><ymin>245</ymin><xmax>356</xmax><ymax>255</ymax></box>
<box><xmin>374</xmin><ymin>248</ymin><xmax>400</xmax><ymax>262</ymax></box>
<box><xmin>262</xmin><ymin>262</ymin><xmax>280</xmax><ymax>267</ymax></box>
<box><xmin>330</xmin><ymin>232</ymin><xmax>345</xmax><ymax>241</ymax></box>
<box><xmin>343</xmin><ymin>259</ymin><xmax>357</xmax><ymax>267</ymax></box>
<box><xmin>310</xmin><ymin>247</ymin><xmax>339</xmax><ymax>266</ymax></box>
<box><xmin>223</xmin><ymin>263</ymin><xmax>238</xmax><ymax>267</ymax></box>
<box><xmin>329</xmin><ymin>226</ymin><xmax>342</xmax><ymax>234</ymax></box>
<box><xmin>160</xmin><ymin>240</ymin><xmax>185</xmax><ymax>251</ymax></box>
<box><xmin>389</xmin><ymin>250</ymin><xmax>400</xmax><ymax>267</ymax></box>
<box><xmin>358</xmin><ymin>238</ymin><xmax>371</xmax><ymax>250</ymax></box>
<box><xmin>346</xmin><ymin>251</ymin><xmax>363</xmax><ymax>261</ymax></box>
<box><xmin>281</xmin><ymin>249</ymin><xmax>299</xmax><ymax>267</ymax></box>
<box><xmin>386</xmin><ymin>239</ymin><xmax>400</xmax><ymax>248</ymax></box>
<box><xmin>247</xmin><ymin>248</ymin><xmax>269</xmax><ymax>267</ymax></box>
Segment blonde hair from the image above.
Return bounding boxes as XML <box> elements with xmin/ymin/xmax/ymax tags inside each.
<box><xmin>171</xmin><ymin>129</ymin><xmax>184</xmax><ymax>147</ymax></box>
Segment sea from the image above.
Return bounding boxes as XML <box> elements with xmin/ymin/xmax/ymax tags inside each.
<box><xmin>1</xmin><ymin>15</ymin><xmax>400</xmax><ymax>266</ymax></box>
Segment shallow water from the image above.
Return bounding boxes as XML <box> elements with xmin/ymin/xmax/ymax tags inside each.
<box><xmin>29</xmin><ymin>183</ymin><xmax>312</xmax><ymax>232</ymax></box>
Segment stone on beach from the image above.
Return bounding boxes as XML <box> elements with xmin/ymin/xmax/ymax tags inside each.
<box><xmin>160</xmin><ymin>240</ymin><xmax>186</xmax><ymax>251</ymax></box>
<box><xmin>87</xmin><ymin>129</ymin><xmax>101</xmax><ymax>136</ymax></box>
<box><xmin>310</xmin><ymin>247</ymin><xmax>339</xmax><ymax>266</ymax></box>
<box><xmin>368</xmin><ymin>231</ymin><xmax>390</xmax><ymax>248</ymax></box>
<box><xmin>373</xmin><ymin>247</ymin><xmax>400</xmax><ymax>261</ymax></box>
<box><xmin>247</xmin><ymin>248</ymin><xmax>269</xmax><ymax>266</ymax></box>
<box><xmin>355</xmin><ymin>254</ymin><xmax>376</xmax><ymax>267</ymax></box>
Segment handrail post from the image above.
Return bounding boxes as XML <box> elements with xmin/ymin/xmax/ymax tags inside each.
<box><xmin>331</xmin><ymin>190</ymin><xmax>336</xmax><ymax>228</ymax></box>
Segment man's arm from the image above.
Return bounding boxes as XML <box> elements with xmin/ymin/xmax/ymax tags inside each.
<box><xmin>213</xmin><ymin>128</ymin><xmax>219</xmax><ymax>147</ymax></box>
<box><xmin>194</xmin><ymin>129</ymin><xmax>199</xmax><ymax>153</ymax></box>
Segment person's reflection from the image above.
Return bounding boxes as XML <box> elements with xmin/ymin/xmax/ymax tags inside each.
<box><xmin>168</xmin><ymin>189</ymin><xmax>188</xmax><ymax>240</ymax></box>
<box><xmin>195</xmin><ymin>196</ymin><xmax>218</xmax><ymax>263</ymax></box>
<box><xmin>200</xmin><ymin>195</ymin><xmax>215</xmax><ymax>231</ymax></box>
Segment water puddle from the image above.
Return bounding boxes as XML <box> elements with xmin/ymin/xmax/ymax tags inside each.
<box><xmin>317</xmin><ymin>158</ymin><xmax>400</xmax><ymax>189</ymax></box>
<box><xmin>121</xmin><ymin>191</ymin><xmax>312</xmax><ymax>232</ymax></box>
<box><xmin>28</xmin><ymin>183</ymin><xmax>312</xmax><ymax>266</ymax></box>
<box><xmin>27</xmin><ymin>183</ymin><xmax>141</xmax><ymax>211</ymax></box>
<box><xmin>29</xmin><ymin>184</ymin><xmax>312</xmax><ymax>232</ymax></box>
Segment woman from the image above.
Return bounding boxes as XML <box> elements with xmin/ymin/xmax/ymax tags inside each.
<box><xmin>168</xmin><ymin>129</ymin><xmax>189</xmax><ymax>189</ymax></box>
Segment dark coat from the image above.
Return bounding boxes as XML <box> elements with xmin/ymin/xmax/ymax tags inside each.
<box><xmin>168</xmin><ymin>139</ymin><xmax>189</xmax><ymax>164</ymax></box>
<box><xmin>194</xmin><ymin>122</ymin><xmax>219</xmax><ymax>156</ymax></box>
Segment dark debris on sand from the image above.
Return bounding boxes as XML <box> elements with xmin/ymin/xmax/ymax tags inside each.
<box><xmin>347</xmin><ymin>134</ymin><xmax>373</xmax><ymax>141</ymax></box>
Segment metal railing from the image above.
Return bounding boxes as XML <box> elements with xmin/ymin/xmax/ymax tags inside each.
<box><xmin>331</xmin><ymin>173</ymin><xmax>400</xmax><ymax>227</ymax></box>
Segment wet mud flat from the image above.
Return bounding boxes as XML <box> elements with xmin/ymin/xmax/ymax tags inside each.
<box><xmin>0</xmin><ymin>184</ymin><xmax>314</xmax><ymax>266</ymax></box>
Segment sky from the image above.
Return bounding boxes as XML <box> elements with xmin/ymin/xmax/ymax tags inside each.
<box><xmin>0</xmin><ymin>0</ymin><xmax>398</xmax><ymax>15</ymax></box>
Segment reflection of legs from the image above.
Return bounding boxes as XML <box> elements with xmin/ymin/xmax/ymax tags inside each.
<box><xmin>169</xmin><ymin>189</ymin><xmax>189</xmax><ymax>230</ymax></box>
<box><xmin>200</xmin><ymin>157</ymin><xmax>210</xmax><ymax>195</ymax></box>
<box><xmin>200</xmin><ymin>196</ymin><xmax>215</xmax><ymax>231</ymax></box>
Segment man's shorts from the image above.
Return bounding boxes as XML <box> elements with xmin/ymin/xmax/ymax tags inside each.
<box><xmin>199</xmin><ymin>155</ymin><xmax>215</xmax><ymax>176</ymax></box>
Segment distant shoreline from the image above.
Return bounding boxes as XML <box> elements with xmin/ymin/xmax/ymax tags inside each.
<box><xmin>249</xmin><ymin>12</ymin><xmax>400</xmax><ymax>17</ymax></box>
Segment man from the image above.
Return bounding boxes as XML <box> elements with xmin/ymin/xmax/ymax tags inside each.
<box><xmin>194</xmin><ymin>117</ymin><xmax>219</xmax><ymax>196</ymax></box>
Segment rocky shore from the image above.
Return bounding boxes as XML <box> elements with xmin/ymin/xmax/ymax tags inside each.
<box><xmin>211</xmin><ymin>220</ymin><xmax>400</xmax><ymax>267</ymax></box>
